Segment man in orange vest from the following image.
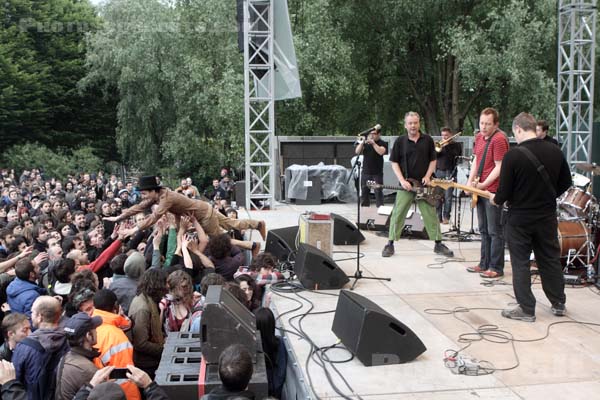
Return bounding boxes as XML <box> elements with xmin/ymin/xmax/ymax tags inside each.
<box><xmin>92</xmin><ymin>289</ymin><xmax>140</xmax><ymax>400</ymax></box>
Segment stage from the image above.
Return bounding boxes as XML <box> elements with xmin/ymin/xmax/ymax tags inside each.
<box><xmin>246</xmin><ymin>200</ymin><xmax>600</xmax><ymax>400</ymax></box>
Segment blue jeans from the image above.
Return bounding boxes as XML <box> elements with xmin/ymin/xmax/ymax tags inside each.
<box><xmin>435</xmin><ymin>169</ymin><xmax>454</xmax><ymax>221</ymax></box>
<box><xmin>476</xmin><ymin>197</ymin><xmax>505</xmax><ymax>273</ymax></box>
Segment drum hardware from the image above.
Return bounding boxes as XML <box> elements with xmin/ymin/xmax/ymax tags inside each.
<box><xmin>574</xmin><ymin>162</ymin><xmax>600</xmax><ymax>176</ymax></box>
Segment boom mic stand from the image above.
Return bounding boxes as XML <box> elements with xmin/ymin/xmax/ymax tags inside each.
<box><xmin>443</xmin><ymin>156</ymin><xmax>472</xmax><ymax>242</ymax></box>
<box><xmin>346</xmin><ymin>138</ymin><xmax>391</xmax><ymax>290</ymax></box>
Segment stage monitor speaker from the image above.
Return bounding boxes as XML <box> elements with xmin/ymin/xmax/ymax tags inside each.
<box><xmin>332</xmin><ymin>290</ymin><xmax>426</xmax><ymax>366</ymax></box>
<box><xmin>357</xmin><ymin>207</ymin><xmax>390</xmax><ymax>231</ymax></box>
<box><xmin>402</xmin><ymin>209</ymin><xmax>428</xmax><ymax>239</ymax></box>
<box><xmin>331</xmin><ymin>213</ymin><xmax>365</xmax><ymax>245</ymax></box>
<box><xmin>265</xmin><ymin>226</ymin><xmax>299</xmax><ymax>262</ymax></box>
<box><xmin>294</xmin><ymin>243</ymin><xmax>349</xmax><ymax>290</ymax></box>
<box><xmin>200</xmin><ymin>285</ymin><xmax>258</xmax><ymax>364</ymax></box>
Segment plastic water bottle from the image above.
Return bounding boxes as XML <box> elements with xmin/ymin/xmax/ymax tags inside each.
<box><xmin>586</xmin><ymin>264</ymin><xmax>595</xmax><ymax>282</ymax></box>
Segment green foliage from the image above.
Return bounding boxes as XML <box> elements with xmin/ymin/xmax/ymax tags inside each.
<box><xmin>0</xmin><ymin>0</ymin><xmax>118</xmax><ymax>159</ymax></box>
<box><xmin>1</xmin><ymin>142</ymin><xmax>103</xmax><ymax>180</ymax></box>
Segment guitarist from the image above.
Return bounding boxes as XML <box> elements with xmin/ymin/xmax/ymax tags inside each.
<box><xmin>382</xmin><ymin>112</ymin><xmax>454</xmax><ymax>258</ymax></box>
<box><xmin>466</xmin><ymin>108</ymin><xmax>509</xmax><ymax>278</ymax></box>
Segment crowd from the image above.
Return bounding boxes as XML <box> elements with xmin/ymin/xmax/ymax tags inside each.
<box><xmin>0</xmin><ymin>167</ymin><xmax>287</xmax><ymax>400</ymax></box>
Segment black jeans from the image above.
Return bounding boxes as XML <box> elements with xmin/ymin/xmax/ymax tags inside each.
<box><xmin>505</xmin><ymin>216</ymin><xmax>566</xmax><ymax>315</ymax></box>
<box><xmin>360</xmin><ymin>173</ymin><xmax>384</xmax><ymax>207</ymax></box>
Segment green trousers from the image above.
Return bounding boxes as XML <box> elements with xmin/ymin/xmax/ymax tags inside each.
<box><xmin>388</xmin><ymin>190</ymin><xmax>442</xmax><ymax>241</ymax></box>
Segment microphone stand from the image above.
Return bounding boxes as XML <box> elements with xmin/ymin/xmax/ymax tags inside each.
<box><xmin>346</xmin><ymin>138</ymin><xmax>391</xmax><ymax>290</ymax></box>
<box><xmin>444</xmin><ymin>156</ymin><xmax>472</xmax><ymax>242</ymax></box>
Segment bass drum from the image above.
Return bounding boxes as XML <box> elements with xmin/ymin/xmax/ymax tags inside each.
<box><xmin>557</xmin><ymin>220</ymin><xmax>590</xmax><ymax>259</ymax></box>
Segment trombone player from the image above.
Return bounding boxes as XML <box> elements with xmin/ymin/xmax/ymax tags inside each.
<box><xmin>435</xmin><ymin>127</ymin><xmax>462</xmax><ymax>224</ymax></box>
<box><xmin>355</xmin><ymin>125</ymin><xmax>388</xmax><ymax>207</ymax></box>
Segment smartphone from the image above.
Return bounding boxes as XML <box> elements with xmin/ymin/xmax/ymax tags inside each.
<box><xmin>109</xmin><ymin>368</ymin><xmax>129</xmax><ymax>380</ymax></box>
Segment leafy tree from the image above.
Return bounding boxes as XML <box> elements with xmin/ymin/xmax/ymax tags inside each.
<box><xmin>0</xmin><ymin>0</ymin><xmax>118</xmax><ymax>158</ymax></box>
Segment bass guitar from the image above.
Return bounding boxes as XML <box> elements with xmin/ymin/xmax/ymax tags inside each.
<box><xmin>428</xmin><ymin>179</ymin><xmax>492</xmax><ymax>208</ymax></box>
<box><xmin>367</xmin><ymin>179</ymin><xmax>443</xmax><ymax>207</ymax></box>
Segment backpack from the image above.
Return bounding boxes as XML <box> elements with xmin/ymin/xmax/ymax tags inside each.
<box><xmin>19</xmin><ymin>337</ymin><xmax>68</xmax><ymax>400</ymax></box>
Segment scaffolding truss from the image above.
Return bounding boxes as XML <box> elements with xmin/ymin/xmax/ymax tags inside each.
<box><xmin>244</xmin><ymin>0</ymin><xmax>275</xmax><ymax>210</ymax></box>
<box><xmin>557</xmin><ymin>0</ymin><xmax>597</xmax><ymax>167</ymax></box>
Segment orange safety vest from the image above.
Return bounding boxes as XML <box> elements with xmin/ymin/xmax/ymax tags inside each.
<box><xmin>93</xmin><ymin>309</ymin><xmax>141</xmax><ymax>400</ymax></box>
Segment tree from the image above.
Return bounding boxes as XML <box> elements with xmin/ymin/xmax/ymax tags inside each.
<box><xmin>0</xmin><ymin>0</ymin><xmax>118</xmax><ymax>157</ymax></box>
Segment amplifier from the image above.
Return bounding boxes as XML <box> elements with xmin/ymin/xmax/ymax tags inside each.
<box><xmin>299</xmin><ymin>213</ymin><xmax>333</xmax><ymax>256</ymax></box>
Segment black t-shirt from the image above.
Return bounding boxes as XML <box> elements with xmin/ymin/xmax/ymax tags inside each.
<box><xmin>360</xmin><ymin>139</ymin><xmax>388</xmax><ymax>175</ymax></box>
<box><xmin>495</xmin><ymin>138</ymin><xmax>572</xmax><ymax>225</ymax></box>
<box><xmin>436</xmin><ymin>141</ymin><xmax>462</xmax><ymax>171</ymax></box>
<box><xmin>389</xmin><ymin>133</ymin><xmax>436</xmax><ymax>181</ymax></box>
<box><xmin>543</xmin><ymin>135</ymin><xmax>559</xmax><ymax>146</ymax></box>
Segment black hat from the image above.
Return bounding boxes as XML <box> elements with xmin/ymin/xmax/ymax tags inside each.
<box><xmin>137</xmin><ymin>175</ymin><xmax>161</xmax><ymax>191</ymax></box>
<box><xmin>63</xmin><ymin>312</ymin><xmax>102</xmax><ymax>338</ymax></box>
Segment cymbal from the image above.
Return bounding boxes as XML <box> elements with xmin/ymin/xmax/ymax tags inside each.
<box><xmin>574</xmin><ymin>162</ymin><xmax>600</xmax><ymax>175</ymax></box>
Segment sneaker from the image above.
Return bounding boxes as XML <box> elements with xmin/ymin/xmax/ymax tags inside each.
<box><xmin>501</xmin><ymin>306</ymin><xmax>536</xmax><ymax>322</ymax></box>
<box><xmin>442</xmin><ymin>218</ymin><xmax>450</xmax><ymax>225</ymax></box>
<box><xmin>551</xmin><ymin>303</ymin><xmax>566</xmax><ymax>316</ymax></box>
<box><xmin>479</xmin><ymin>270</ymin><xmax>504</xmax><ymax>278</ymax></box>
<box><xmin>257</xmin><ymin>221</ymin><xmax>267</xmax><ymax>241</ymax></box>
<box><xmin>382</xmin><ymin>243</ymin><xmax>395</xmax><ymax>257</ymax></box>
<box><xmin>434</xmin><ymin>242</ymin><xmax>454</xmax><ymax>257</ymax></box>
<box><xmin>467</xmin><ymin>265</ymin><xmax>484</xmax><ymax>273</ymax></box>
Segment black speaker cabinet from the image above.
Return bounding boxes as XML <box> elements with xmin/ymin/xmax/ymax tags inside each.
<box><xmin>295</xmin><ymin>177</ymin><xmax>321</xmax><ymax>205</ymax></box>
<box><xmin>331</xmin><ymin>213</ymin><xmax>365</xmax><ymax>245</ymax></box>
<box><xmin>402</xmin><ymin>208</ymin><xmax>428</xmax><ymax>239</ymax></box>
<box><xmin>265</xmin><ymin>226</ymin><xmax>299</xmax><ymax>262</ymax></box>
<box><xmin>357</xmin><ymin>207</ymin><xmax>390</xmax><ymax>231</ymax></box>
<box><xmin>200</xmin><ymin>285</ymin><xmax>258</xmax><ymax>364</ymax></box>
<box><xmin>234</xmin><ymin>180</ymin><xmax>246</xmax><ymax>208</ymax></box>
<box><xmin>294</xmin><ymin>243</ymin><xmax>349</xmax><ymax>290</ymax></box>
<box><xmin>332</xmin><ymin>290</ymin><xmax>426</xmax><ymax>366</ymax></box>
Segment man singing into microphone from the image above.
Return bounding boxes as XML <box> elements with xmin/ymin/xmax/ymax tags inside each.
<box><xmin>355</xmin><ymin>125</ymin><xmax>388</xmax><ymax>207</ymax></box>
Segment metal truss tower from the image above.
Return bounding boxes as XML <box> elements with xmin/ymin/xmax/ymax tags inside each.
<box><xmin>557</xmin><ymin>0</ymin><xmax>597</xmax><ymax>167</ymax></box>
<box><xmin>243</xmin><ymin>0</ymin><xmax>275</xmax><ymax>210</ymax></box>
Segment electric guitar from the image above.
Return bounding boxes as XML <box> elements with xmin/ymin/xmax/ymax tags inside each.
<box><xmin>428</xmin><ymin>178</ymin><xmax>492</xmax><ymax>209</ymax></box>
<box><xmin>367</xmin><ymin>179</ymin><xmax>443</xmax><ymax>207</ymax></box>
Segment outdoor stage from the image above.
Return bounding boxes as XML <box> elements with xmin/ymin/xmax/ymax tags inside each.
<box><xmin>248</xmin><ymin>200</ymin><xmax>600</xmax><ymax>400</ymax></box>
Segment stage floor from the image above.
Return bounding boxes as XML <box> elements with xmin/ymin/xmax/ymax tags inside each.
<box><xmin>246</xmin><ymin>200</ymin><xmax>600</xmax><ymax>400</ymax></box>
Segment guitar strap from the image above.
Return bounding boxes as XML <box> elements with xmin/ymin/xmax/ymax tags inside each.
<box><xmin>514</xmin><ymin>146</ymin><xmax>557</xmax><ymax>198</ymax></box>
<box><xmin>402</xmin><ymin>135</ymin><xmax>409</xmax><ymax>179</ymax></box>
<box><xmin>476</xmin><ymin>131</ymin><xmax>496</xmax><ymax>178</ymax></box>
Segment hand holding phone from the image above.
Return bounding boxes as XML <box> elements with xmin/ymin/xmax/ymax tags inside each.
<box><xmin>109</xmin><ymin>368</ymin><xmax>129</xmax><ymax>380</ymax></box>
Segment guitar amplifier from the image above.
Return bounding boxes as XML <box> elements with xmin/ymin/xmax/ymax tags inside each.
<box><xmin>299</xmin><ymin>213</ymin><xmax>333</xmax><ymax>256</ymax></box>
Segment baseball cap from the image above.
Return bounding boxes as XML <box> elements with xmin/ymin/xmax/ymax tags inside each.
<box><xmin>63</xmin><ymin>312</ymin><xmax>102</xmax><ymax>338</ymax></box>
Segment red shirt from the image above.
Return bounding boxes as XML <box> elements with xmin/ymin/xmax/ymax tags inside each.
<box><xmin>473</xmin><ymin>130</ymin><xmax>509</xmax><ymax>193</ymax></box>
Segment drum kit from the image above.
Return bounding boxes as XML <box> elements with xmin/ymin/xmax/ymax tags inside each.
<box><xmin>555</xmin><ymin>162</ymin><xmax>600</xmax><ymax>283</ymax></box>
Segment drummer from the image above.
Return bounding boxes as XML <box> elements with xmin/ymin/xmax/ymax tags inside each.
<box><xmin>536</xmin><ymin>120</ymin><xmax>559</xmax><ymax>146</ymax></box>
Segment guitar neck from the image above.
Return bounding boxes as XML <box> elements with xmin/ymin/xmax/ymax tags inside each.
<box><xmin>435</xmin><ymin>181</ymin><xmax>491</xmax><ymax>199</ymax></box>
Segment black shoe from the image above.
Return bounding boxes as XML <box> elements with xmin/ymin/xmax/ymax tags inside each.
<box><xmin>382</xmin><ymin>243</ymin><xmax>395</xmax><ymax>257</ymax></box>
<box><xmin>434</xmin><ymin>242</ymin><xmax>454</xmax><ymax>257</ymax></box>
<box><xmin>551</xmin><ymin>303</ymin><xmax>566</xmax><ymax>316</ymax></box>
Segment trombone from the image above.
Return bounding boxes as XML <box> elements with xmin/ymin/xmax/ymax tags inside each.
<box><xmin>435</xmin><ymin>131</ymin><xmax>462</xmax><ymax>152</ymax></box>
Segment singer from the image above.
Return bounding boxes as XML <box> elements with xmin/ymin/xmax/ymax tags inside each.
<box><xmin>355</xmin><ymin>125</ymin><xmax>388</xmax><ymax>207</ymax></box>
<box><xmin>435</xmin><ymin>127</ymin><xmax>462</xmax><ymax>224</ymax></box>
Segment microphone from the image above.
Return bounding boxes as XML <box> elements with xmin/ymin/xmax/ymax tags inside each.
<box><xmin>358</xmin><ymin>124</ymin><xmax>381</xmax><ymax>136</ymax></box>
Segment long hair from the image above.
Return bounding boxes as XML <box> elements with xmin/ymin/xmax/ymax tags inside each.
<box><xmin>255</xmin><ymin>307</ymin><xmax>279</xmax><ymax>369</ymax></box>
<box><xmin>138</xmin><ymin>268</ymin><xmax>168</xmax><ymax>303</ymax></box>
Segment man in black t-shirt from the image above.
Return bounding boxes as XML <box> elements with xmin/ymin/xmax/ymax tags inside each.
<box><xmin>355</xmin><ymin>126</ymin><xmax>388</xmax><ymax>207</ymax></box>
<box><xmin>535</xmin><ymin>119</ymin><xmax>559</xmax><ymax>146</ymax></box>
<box><xmin>492</xmin><ymin>112</ymin><xmax>571</xmax><ymax>322</ymax></box>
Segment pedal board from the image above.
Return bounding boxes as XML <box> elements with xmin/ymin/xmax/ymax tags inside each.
<box><xmin>564</xmin><ymin>274</ymin><xmax>583</xmax><ymax>285</ymax></box>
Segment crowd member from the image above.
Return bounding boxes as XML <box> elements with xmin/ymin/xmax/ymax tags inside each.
<box><xmin>128</xmin><ymin>268</ymin><xmax>167</xmax><ymax>379</ymax></box>
<box><xmin>12</xmin><ymin>296</ymin><xmax>68</xmax><ymax>400</ymax></box>
<box><xmin>434</xmin><ymin>127</ymin><xmax>462</xmax><ymax>224</ymax></box>
<box><xmin>92</xmin><ymin>289</ymin><xmax>140</xmax><ymax>400</ymax></box>
<box><xmin>189</xmin><ymin>273</ymin><xmax>225</xmax><ymax>333</ymax></box>
<box><xmin>381</xmin><ymin>111</ymin><xmax>454</xmax><ymax>258</ymax></box>
<box><xmin>55</xmin><ymin>312</ymin><xmax>103</xmax><ymax>400</ymax></box>
<box><xmin>7</xmin><ymin>255</ymin><xmax>47</xmax><ymax>319</ymax></box>
<box><xmin>234</xmin><ymin>275</ymin><xmax>261</xmax><ymax>311</ymax></box>
<box><xmin>466</xmin><ymin>107</ymin><xmax>509</xmax><ymax>278</ymax></box>
<box><xmin>535</xmin><ymin>119</ymin><xmax>559</xmax><ymax>146</ymax></box>
<box><xmin>208</xmin><ymin>234</ymin><xmax>244</xmax><ymax>281</ymax></box>
<box><xmin>106</xmin><ymin>176</ymin><xmax>266</xmax><ymax>241</ymax></box>
<box><xmin>107</xmin><ymin>253</ymin><xmax>143</xmax><ymax>315</ymax></box>
<box><xmin>201</xmin><ymin>344</ymin><xmax>255</xmax><ymax>400</ymax></box>
<box><xmin>160</xmin><ymin>270</ymin><xmax>194</xmax><ymax>333</ymax></box>
<box><xmin>255</xmin><ymin>307</ymin><xmax>287</xmax><ymax>398</ymax></box>
<box><xmin>492</xmin><ymin>113</ymin><xmax>571</xmax><ymax>321</ymax></box>
<box><xmin>0</xmin><ymin>313</ymin><xmax>31</xmax><ymax>362</ymax></box>
<box><xmin>355</xmin><ymin>125</ymin><xmax>388</xmax><ymax>208</ymax></box>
